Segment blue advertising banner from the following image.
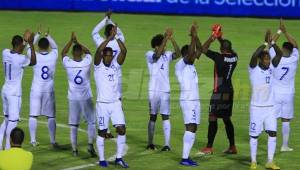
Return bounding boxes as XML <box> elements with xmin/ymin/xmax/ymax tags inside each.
<box><xmin>0</xmin><ymin>0</ymin><xmax>299</xmax><ymax>18</ymax></box>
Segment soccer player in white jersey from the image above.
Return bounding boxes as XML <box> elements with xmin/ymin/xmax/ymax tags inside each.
<box><xmin>0</xmin><ymin>31</ymin><xmax>37</xmax><ymax>150</ymax></box>
<box><xmin>92</xmin><ymin>10</ymin><xmax>125</xmax><ymax>138</ymax></box>
<box><xmin>248</xmin><ymin>30</ymin><xmax>282</xmax><ymax>170</ymax></box>
<box><xmin>62</xmin><ymin>32</ymin><xmax>96</xmax><ymax>157</ymax></box>
<box><xmin>145</xmin><ymin>28</ymin><xmax>181</xmax><ymax>151</ymax></box>
<box><xmin>27</xmin><ymin>28</ymin><xmax>58</xmax><ymax>148</ymax></box>
<box><xmin>176</xmin><ymin>23</ymin><xmax>202</xmax><ymax>167</ymax></box>
<box><xmin>94</xmin><ymin>26</ymin><xmax>128</xmax><ymax>168</ymax></box>
<box><xmin>269</xmin><ymin>19</ymin><xmax>298</xmax><ymax>152</ymax></box>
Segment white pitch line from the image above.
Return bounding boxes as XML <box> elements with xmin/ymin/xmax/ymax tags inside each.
<box><xmin>0</xmin><ymin>116</ymin><xmax>129</xmax><ymax>170</ymax></box>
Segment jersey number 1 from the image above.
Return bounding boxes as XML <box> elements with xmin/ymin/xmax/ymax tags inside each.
<box><xmin>4</xmin><ymin>62</ymin><xmax>12</xmax><ymax>80</ymax></box>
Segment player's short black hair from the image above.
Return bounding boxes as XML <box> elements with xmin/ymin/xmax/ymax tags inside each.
<box><xmin>105</xmin><ymin>24</ymin><xmax>114</xmax><ymax>38</ymax></box>
<box><xmin>11</xmin><ymin>35</ymin><xmax>24</xmax><ymax>48</ymax></box>
<box><xmin>103</xmin><ymin>47</ymin><xmax>113</xmax><ymax>55</ymax></box>
<box><xmin>220</xmin><ymin>39</ymin><xmax>233</xmax><ymax>53</ymax></box>
<box><xmin>181</xmin><ymin>45</ymin><xmax>189</xmax><ymax>57</ymax></box>
<box><xmin>259</xmin><ymin>51</ymin><xmax>270</xmax><ymax>60</ymax></box>
<box><xmin>10</xmin><ymin>127</ymin><xmax>25</xmax><ymax>145</ymax></box>
<box><xmin>282</xmin><ymin>42</ymin><xmax>294</xmax><ymax>54</ymax></box>
<box><xmin>151</xmin><ymin>34</ymin><xmax>164</xmax><ymax>48</ymax></box>
<box><xmin>38</xmin><ymin>37</ymin><xmax>50</xmax><ymax>50</ymax></box>
<box><xmin>72</xmin><ymin>44</ymin><xmax>83</xmax><ymax>53</ymax></box>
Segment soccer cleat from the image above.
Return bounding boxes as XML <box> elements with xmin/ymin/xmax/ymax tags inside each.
<box><xmin>105</xmin><ymin>133</ymin><xmax>114</xmax><ymax>139</ymax></box>
<box><xmin>87</xmin><ymin>144</ymin><xmax>97</xmax><ymax>157</ymax></box>
<box><xmin>280</xmin><ymin>146</ymin><xmax>293</xmax><ymax>152</ymax></box>
<box><xmin>179</xmin><ymin>158</ymin><xmax>198</xmax><ymax>167</ymax></box>
<box><xmin>161</xmin><ymin>145</ymin><xmax>171</xmax><ymax>151</ymax></box>
<box><xmin>265</xmin><ymin>162</ymin><xmax>280</xmax><ymax>170</ymax></box>
<box><xmin>72</xmin><ymin>150</ymin><xmax>78</xmax><ymax>157</ymax></box>
<box><xmin>198</xmin><ymin>147</ymin><xmax>213</xmax><ymax>155</ymax></box>
<box><xmin>146</xmin><ymin>144</ymin><xmax>157</xmax><ymax>150</ymax></box>
<box><xmin>223</xmin><ymin>145</ymin><xmax>238</xmax><ymax>154</ymax></box>
<box><xmin>115</xmin><ymin>158</ymin><xmax>129</xmax><ymax>168</ymax></box>
<box><xmin>250</xmin><ymin>162</ymin><xmax>257</xmax><ymax>169</ymax></box>
<box><xmin>30</xmin><ymin>141</ymin><xmax>39</xmax><ymax>147</ymax></box>
<box><xmin>99</xmin><ymin>160</ymin><xmax>108</xmax><ymax>167</ymax></box>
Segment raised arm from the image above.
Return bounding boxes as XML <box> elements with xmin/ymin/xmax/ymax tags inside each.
<box><xmin>185</xmin><ymin>24</ymin><xmax>198</xmax><ymax>64</ymax></box>
<box><xmin>250</xmin><ymin>30</ymin><xmax>271</xmax><ymax>68</ymax></box>
<box><xmin>116</xmin><ymin>39</ymin><xmax>127</xmax><ymax>65</ymax></box>
<box><xmin>195</xmin><ymin>31</ymin><xmax>202</xmax><ymax>59</ymax></box>
<box><xmin>153</xmin><ymin>28</ymin><xmax>172</xmax><ymax>62</ymax></box>
<box><xmin>27</xmin><ymin>32</ymin><xmax>37</xmax><ymax>66</ymax></box>
<box><xmin>94</xmin><ymin>31</ymin><xmax>115</xmax><ymax>66</ymax></box>
<box><xmin>169</xmin><ymin>36</ymin><xmax>181</xmax><ymax>60</ymax></box>
<box><xmin>271</xmin><ymin>43</ymin><xmax>283</xmax><ymax>67</ymax></box>
<box><xmin>61</xmin><ymin>32</ymin><xmax>76</xmax><ymax>60</ymax></box>
<box><xmin>202</xmin><ymin>35</ymin><xmax>215</xmax><ymax>54</ymax></box>
<box><xmin>280</xmin><ymin>20</ymin><xmax>298</xmax><ymax>48</ymax></box>
<box><xmin>46</xmin><ymin>35</ymin><xmax>58</xmax><ymax>50</ymax></box>
<box><xmin>91</xmin><ymin>12</ymin><xmax>111</xmax><ymax>46</ymax></box>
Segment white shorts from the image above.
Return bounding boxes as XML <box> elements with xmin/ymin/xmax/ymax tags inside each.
<box><xmin>180</xmin><ymin>100</ymin><xmax>201</xmax><ymax>125</ymax></box>
<box><xmin>1</xmin><ymin>91</ymin><xmax>21</xmax><ymax>121</ymax></box>
<box><xmin>148</xmin><ymin>91</ymin><xmax>170</xmax><ymax>115</ymax></box>
<box><xmin>30</xmin><ymin>92</ymin><xmax>56</xmax><ymax>118</ymax></box>
<box><xmin>68</xmin><ymin>98</ymin><xmax>95</xmax><ymax>126</ymax></box>
<box><xmin>274</xmin><ymin>92</ymin><xmax>294</xmax><ymax>119</ymax></box>
<box><xmin>96</xmin><ymin>101</ymin><xmax>125</xmax><ymax>130</ymax></box>
<box><xmin>249</xmin><ymin>106</ymin><xmax>277</xmax><ymax>137</ymax></box>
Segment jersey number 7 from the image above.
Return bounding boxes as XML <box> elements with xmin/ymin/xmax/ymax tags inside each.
<box><xmin>279</xmin><ymin>67</ymin><xmax>289</xmax><ymax>80</ymax></box>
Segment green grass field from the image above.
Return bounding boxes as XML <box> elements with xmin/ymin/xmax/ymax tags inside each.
<box><xmin>0</xmin><ymin>11</ymin><xmax>300</xmax><ymax>170</ymax></box>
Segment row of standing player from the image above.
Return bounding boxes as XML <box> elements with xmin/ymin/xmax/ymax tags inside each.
<box><xmin>0</xmin><ymin>11</ymin><xmax>130</xmax><ymax>168</ymax></box>
<box><xmin>0</xmin><ymin>11</ymin><xmax>298</xmax><ymax>169</ymax></box>
<box><xmin>145</xmin><ymin>19</ymin><xmax>298</xmax><ymax>169</ymax></box>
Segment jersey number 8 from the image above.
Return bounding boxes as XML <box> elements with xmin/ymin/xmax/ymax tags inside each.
<box><xmin>41</xmin><ymin>66</ymin><xmax>49</xmax><ymax>80</ymax></box>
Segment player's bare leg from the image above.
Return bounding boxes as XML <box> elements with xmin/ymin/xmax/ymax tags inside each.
<box><xmin>281</xmin><ymin>118</ymin><xmax>293</xmax><ymax>152</ymax></box>
<box><xmin>147</xmin><ymin>114</ymin><xmax>157</xmax><ymax>150</ymax></box>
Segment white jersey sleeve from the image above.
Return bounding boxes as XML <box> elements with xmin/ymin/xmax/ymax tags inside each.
<box><xmin>91</xmin><ymin>17</ymin><xmax>108</xmax><ymax>47</ymax></box>
<box><xmin>269</xmin><ymin>47</ymin><xmax>276</xmax><ymax>59</ymax></box>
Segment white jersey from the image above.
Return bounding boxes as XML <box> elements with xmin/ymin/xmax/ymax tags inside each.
<box><xmin>63</xmin><ymin>54</ymin><xmax>93</xmax><ymax>101</ymax></box>
<box><xmin>94</xmin><ymin>60</ymin><xmax>121</xmax><ymax>103</ymax></box>
<box><xmin>2</xmin><ymin>49</ymin><xmax>30</xmax><ymax>96</ymax></box>
<box><xmin>92</xmin><ymin>16</ymin><xmax>125</xmax><ymax>97</ymax></box>
<box><xmin>175</xmin><ymin>58</ymin><xmax>199</xmax><ymax>101</ymax></box>
<box><xmin>29</xmin><ymin>35</ymin><xmax>58</xmax><ymax>93</ymax></box>
<box><xmin>146</xmin><ymin>50</ymin><xmax>173</xmax><ymax>92</ymax></box>
<box><xmin>269</xmin><ymin>47</ymin><xmax>299</xmax><ymax>94</ymax></box>
<box><xmin>249</xmin><ymin>65</ymin><xmax>274</xmax><ymax>107</ymax></box>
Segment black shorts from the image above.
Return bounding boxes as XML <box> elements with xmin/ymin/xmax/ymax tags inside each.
<box><xmin>209</xmin><ymin>92</ymin><xmax>234</xmax><ymax>118</ymax></box>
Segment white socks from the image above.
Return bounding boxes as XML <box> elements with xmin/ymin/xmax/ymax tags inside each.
<box><xmin>5</xmin><ymin>121</ymin><xmax>18</xmax><ymax>149</ymax></box>
<box><xmin>70</xmin><ymin>126</ymin><xmax>78</xmax><ymax>151</ymax></box>
<box><xmin>268</xmin><ymin>136</ymin><xmax>277</xmax><ymax>163</ymax></box>
<box><xmin>0</xmin><ymin>118</ymin><xmax>8</xmax><ymax>150</ymax></box>
<box><xmin>163</xmin><ymin>120</ymin><xmax>171</xmax><ymax>146</ymax></box>
<box><xmin>250</xmin><ymin>138</ymin><xmax>258</xmax><ymax>163</ymax></box>
<box><xmin>96</xmin><ymin>136</ymin><xmax>105</xmax><ymax>161</ymax></box>
<box><xmin>282</xmin><ymin>122</ymin><xmax>290</xmax><ymax>147</ymax></box>
<box><xmin>182</xmin><ymin>131</ymin><xmax>195</xmax><ymax>159</ymax></box>
<box><xmin>88</xmin><ymin>123</ymin><xmax>96</xmax><ymax>144</ymax></box>
<box><xmin>48</xmin><ymin>118</ymin><xmax>56</xmax><ymax>144</ymax></box>
<box><xmin>29</xmin><ymin>117</ymin><xmax>37</xmax><ymax>143</ymax></box>
<box><xmin>116</xmin><ymin>135</ymin><xmax>126</xmax><ymax>158</ymax></box>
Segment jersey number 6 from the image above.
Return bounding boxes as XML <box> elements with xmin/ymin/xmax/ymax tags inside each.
<box><xmin>74</xmin><ymin>70</ymin><xmax>83</xmax><ymax>85</ymax></box>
